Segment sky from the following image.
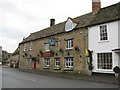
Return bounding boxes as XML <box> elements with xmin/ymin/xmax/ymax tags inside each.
<box><xmin>0</xmin><ymin>0</ymin><xmax>119</xmax><ymax>53</ymax></box>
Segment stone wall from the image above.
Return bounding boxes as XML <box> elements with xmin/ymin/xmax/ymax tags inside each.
<box><xmin>19</xmin><ymin>28</ymin><xmax>88</xmax><ymax>74</ymax></box>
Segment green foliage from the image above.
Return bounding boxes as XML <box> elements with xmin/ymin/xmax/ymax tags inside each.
<box><xmin>59</xmin><ymin>48</ymin><xmax>63</xmax><ymax>53</ymax></box>
<box><xmin>75</xmin><ymin>46</ymin><xmax>80</xmax><ymax>52</ymax></box>
<box><xmin>39</xmin><ymin>50</ymin><xmax>43</xmax><ymax>54</ymax></box>
<box><xmin>87</xmin><ymin>51</ymin><xmax>94</xmax><ymax>70</ymax></box>
<box><xmin>113</xmin><ymin>66</ymin><xmax>120</xmax><ymax>73</ymax></box>
<box><xmin>50</xmin><ymin>50</ymin><xmax>54</xmax><ymax>54</ymax></box>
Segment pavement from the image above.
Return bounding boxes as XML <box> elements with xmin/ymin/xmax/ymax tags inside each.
<box><xmin>3</xmin><ymin>66</ymin><xmax>120</xmax><ymax>85</ymax></box>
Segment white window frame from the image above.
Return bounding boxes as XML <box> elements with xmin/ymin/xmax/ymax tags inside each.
<box><xmin>99</xmin><ymin>24</ymin><xmax>109</xmax><ymax>42</ymax></box>
<box><xmin>23</xmin><ymin>44</ymin><xmax>26</xmax><ymax>51</ymax></box>
<box><xmin>66</xmin><ymin>39</ymin><xmax>73</xmax><ymax>49</ymax></box>
<box><xmin>44</xmin><ymin>58</ymin><xmax>50</xmax><ymax>67</ymax></box>
<box><xmin>45</xmin><ymin>43</ymin><xmax>50</xmax><ymax>51</ymax></box>
<box><xmin>97</xmin><ymin>52</ymin><xmax>112</xmax><ymax>70</ymax></box>
<box><xmin>30</xmin><ymin>41</ymin><xmax>32</xmax><ymax>50</ymax></box>
<box><xmin>65</xmin><ymin>58</ymin><xmax>73</xmax><ymax>68</ymax></box>
<box><xmin>55</xmin><ymin>58</ymin><xmax>60</xmax><ymax>67</ymax></box>
<box><xmin>65</xmin><ymin>18</ymin><xmax>77</xmax><ymax>32</ymax></box>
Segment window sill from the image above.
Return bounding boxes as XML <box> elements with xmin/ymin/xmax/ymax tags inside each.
<box><xmin>44</xmin><ymin>50</ymin><xmax>50</xmax><ymax>52</ymax></box>
<box><xmin>53</xmin><ymin>67</ymin><xmax>61</xmax><ymax>70</ymax></box>
<box><xmin>96</xmin><ymin>69</ymin><xmax>112</xmax><ymax>71</ymax></box>
<box><xmin>98</xmin><ymin>40</ymin><xmax>109</xmax><ymax>43</ymax></box>
<box><xmin>63</xmin><ymin>67</ymin><xmax>73</xmax><ymax>71</ymax></box>
<box><xmin>43</xmin><ymin>66</ymin><xmax>50</xmax><ymax>69</ymax></box>
<box><xmin>29</xmin><ymin>49</ymin><xmax>32</xmax><ymax>51</ymax></box>
<box><xmin>65</xmin><ymin>48</ymin><xmax>74</xmax><ymax>51</ymax></box>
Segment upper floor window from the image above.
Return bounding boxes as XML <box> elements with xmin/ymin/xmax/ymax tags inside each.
<box><xmin>23</xmin><ymin>44</ymin><xmax>26</xmax><ymax>51</ymax></box>
<box><xmin>99</xmin><ymin>25</ymin><xmax>108</xmax><ymax>41</ymax></box>
<box><xmin>45</xmin><ymin>43</ymin><xmax>50</xmax><ymax>51</ymax></box>
<box><xmin>66</xmin><ymin>39</ymin><xmax>73</xmax><ymax>49</ymax></box>
<box><xmin>30</xmin><ymin>41</ymin><xmax>32</xmax><ymax>50</ymax></box>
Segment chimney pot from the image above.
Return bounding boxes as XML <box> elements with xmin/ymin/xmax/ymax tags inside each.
<box><xmin>50</xmin><ymin>19</ymin><xmax>55</xmax><ymax>26</ymax></box>
<box><xmin>92</xmin><ymin>0</ymin><xmax>101</xmax><ymax>12</ymax></box>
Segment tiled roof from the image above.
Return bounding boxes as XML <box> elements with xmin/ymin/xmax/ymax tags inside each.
<box><xmin>12</xmin><ymin>47</ymin><xmax>19</xmax><ymax>55</ymax></box>
<box><xmin>88</xmin><ymin>2</ymin><xmax>120</xmax><ymax>26</ymax></box>
<box><xmin>20</xmin><ymin>2</ymin><xmax>120</xmax><ymax>44</ymax></box>
<box><xmin>22</xmin><ymin>22</ymin><xmax>65</xmax><ymax>43</ymax></box>
<box><xmin>20</xmin><ymin>12</ymin><xmax>94</xmax><ymax>44</ymax></box>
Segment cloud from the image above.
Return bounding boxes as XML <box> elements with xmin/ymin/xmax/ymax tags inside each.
<box><xmin>0</xmin><ymin>0</ymin><xmax>119</xmax><ymax>53</ymax></box>
<box><xmin>0</xmin><ymin>28</ymin><xmax>26</xmax><ymax>40</ymax></box>
<box><xmin>0</xmin><ymin>36</ymin><xmax>20</xmax><ymax>53</ymax></box>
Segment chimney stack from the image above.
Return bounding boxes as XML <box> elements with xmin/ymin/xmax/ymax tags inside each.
<box><xmin>50</xmin><ymin>19</ymin><xmax>55</xmax><ymax>26</ymax></box>
<box><xmin>92</xmin><ymin>0</ymin><xmax>101</xmax><ymax>12</ymax></box>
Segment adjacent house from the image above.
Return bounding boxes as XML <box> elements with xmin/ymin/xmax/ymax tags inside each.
<box><xmin>19</xmin><ymin>0</ymin><xmax>120</xmax><ymax>74</ymax></box>
<box><xmin>8</xmin><ymin>47</ymin><xmax>20</xmax><ymax>68</ymax></box>
<box><xmin>2</xmin><ymin>50</ymin><xmax>12</xmax><ymax>64</ymax></box>
<box><xmin>88</xmin><ymin>2</ymin><xmax>120</xmax><ymax>74</ymax></box>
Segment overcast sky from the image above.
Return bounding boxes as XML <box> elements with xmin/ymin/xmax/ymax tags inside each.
<box><xmin>0</xmin><ymin>0</ymin><xmax>119</xmax><ymax>53</ymax></box>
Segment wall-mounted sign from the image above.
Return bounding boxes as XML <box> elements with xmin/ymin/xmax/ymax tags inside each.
<box><xmin>86</xmin><ymin>49</ymin><xmax>90</xmax><ymax>57</ymax></box>
<box><xmin>49</xmin><ymin>40</ymin><xmax>55</xmax><ymax>46</ymax></box>
<box><xmin>41</xmin><ymin>52</ymin><xmax>54</xmax><ymax>57</ymax></box>
<box><xmin>86</xmin><ymin>49</ymin><xmax>92</xmax><ymax>57</ymax></box>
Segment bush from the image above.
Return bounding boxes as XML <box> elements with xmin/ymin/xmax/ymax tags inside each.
<box><xmin>9</xmin><ymin>63</ymin><xmax>13</xmax><ymax>67</ymax></box>
<box><xmin>88</xmin><ymin>64</ymin><xmax>94</xmax><ymax>70</ymax></box>
<box><xmin>113</xmin><ymin>66</ymin><xmax>120</xmax><ymax>73</ymax></box>
<box><xmin>14</xmin><ymin>63</ymin><xmax>19</xmax><ymax>68</ymax></box>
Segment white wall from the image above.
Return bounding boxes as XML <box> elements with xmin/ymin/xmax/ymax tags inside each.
<box><xmin>88</xmin><ymin>21</ymin><xmax>119</xmax><ymax>73</ymax></box>
<box><xmin>0</xmin><ymin>46</ymin><xmax>2</xmax><ymax>89</ymax></box>
<box><xmin>0</xmin><ymin>46</ymin><xmax>2</xmax><ymax>62</ymax></box>
<box><xmin>118</xmin><ymin>20</ymin><xmax>120</xmax><ymax>48</ymax></box>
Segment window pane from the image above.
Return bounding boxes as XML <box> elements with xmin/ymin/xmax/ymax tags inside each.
<box><xmin>45</xmin><ymin>44</ymin><xmax>50</xmax><ymax>51</ymax></box>
<box><xmin>65</xmin><ymin>58</ymin><xmax>73</xmax><ymax>67</ymax></box>
<box><xmin>100</xmin><ymin>25</ymin><xmax>108</xmax><ymax>41</ymax></box>
<box><xmin>44</xmin><ymin>58</ymin><xmax>50</xmax><ymax>66</ymax></box>
<box><xmin>97</xmin><ymin>53</ymin><xmax>112</xmax><ymax>69</ymax></box>
<box><xmin>66</xmin><ymin>39</ymin><xmax>73</xmax><ymax>49</ymax></box>
<box><xmin>55</xmin><ymin>58</ymin><xmax>60</xmax><ymax>66</ymax></box>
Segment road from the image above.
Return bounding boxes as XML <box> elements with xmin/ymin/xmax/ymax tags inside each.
<box><xmin>2</xmin><ymin>67</ymin><xmax>118</xmax><ymax>88</ymax></box>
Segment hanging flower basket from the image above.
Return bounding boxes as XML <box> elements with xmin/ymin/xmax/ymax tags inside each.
<box><xmin>59</xmin><ymin>48</ymin><xmax>64</xmax><ymax>53</ymax></box>
<box><xmin>75</xmin><ymin>46</ymin><xmax>80</xmax><ymax>52</ymax></box>
<box><xmin>25</xmin><ymin>53</ymin><xmax>27</xmax><ymax>56</ymax></box>
<box><xmin>39</xmin><ymin>50</ymin><xmax>43</xmax><ymax>54</ymax></box>
<box><xmin>113</xmin><ymin>66</ymin><xmax>120</xmax><ymax>78</ymax></box>
<box><xmin>50</xmin><ymin>50</ymin><xmax>54</xmax><ymax>54</ymax></box>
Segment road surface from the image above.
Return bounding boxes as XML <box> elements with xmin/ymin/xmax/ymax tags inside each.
<box><xmin>2</xmin><ymin>67</ymin><xmax>118</xmax><ymax>88</ymax></box>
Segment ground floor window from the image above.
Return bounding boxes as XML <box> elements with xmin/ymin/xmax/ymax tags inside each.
<box><xmin>55</xmin><ymin>58</ymin><xmax>60</xmax><ymax>67</ymax></box>
<box><xmin>65</xmin><ymin>57</ymin><xmax>73</xmax><ymax>67</ymax></box>
<box><xmin>44</xmin><ymin>58</ymin><xmax>50</xmax><ymax>66</ymax></box>
<box><xmin>97</xmin><ymin>53</ymin><xmax>112</xmax><ymax>69</ymax></box>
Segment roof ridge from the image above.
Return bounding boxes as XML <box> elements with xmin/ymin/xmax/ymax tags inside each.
<box><xmin>31</xmin><ymin>21</ymin><xmax>65</xmax><ymax>35</ymax></box>
<box><xmin>100</xmin><ymin>2</ymin><xmax>120</xmax><ymax>10</ymax></box>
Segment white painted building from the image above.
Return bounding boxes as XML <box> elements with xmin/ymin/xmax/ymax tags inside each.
<box><xmin>88</xmin><ymin>21</ymin><xmax>120</xmax><ymax>73</ymax></box>
<box><xmin>88</xmin><ymin>1</ymin><xmax>120</xmax><ymax>73</ymax></box>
